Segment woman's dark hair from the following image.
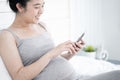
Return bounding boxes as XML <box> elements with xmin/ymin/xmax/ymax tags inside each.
<box><xmin>7</xmin><ymin>0</ymin><xmax>30</xmax><ymax>13</ymax></box>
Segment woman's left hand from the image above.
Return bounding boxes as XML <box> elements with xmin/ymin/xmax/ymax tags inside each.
<box><xmin>61</xmin><ymin>40</ymin><xmax>85</xmax><ymax>60</ymax></box>
<box><xmin>74</xmin><ymin>39</ymin><xmax>85</xmax><ymax>53</ymax></box>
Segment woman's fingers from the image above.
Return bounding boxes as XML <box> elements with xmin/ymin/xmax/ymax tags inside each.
<box><xmin>78</xmin><ymin>39</ymin><xmax>85</xmax><ymax>45</ymax></box>
<box><xmin>58</xmin><ymin>40</ymin><xmax>85</xmax><ymax>55</ymax></box>
<box><xmin>75</xmin><ymin>42</ymin><xmax>82</xmax><ymax>48</ymax></box>
<box><xmin>74</xmin><ymin>40</ymin><xmax>85</xmax><ymax>52</ymax></box>
<box><xmin>67</xmin><ymin>43</ymin><xmax>76</xmax><ymax>54</ymax></box>
<box><xmin>75</xmin><ymin>47</ymin><xmax>80</xmax><ymax>52</ymax></box>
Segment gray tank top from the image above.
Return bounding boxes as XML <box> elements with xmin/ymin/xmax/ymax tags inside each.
<box><xmin>3</xmin><ymin>29</ymin><xmax>78</xmax><ymax>80</ymax></box>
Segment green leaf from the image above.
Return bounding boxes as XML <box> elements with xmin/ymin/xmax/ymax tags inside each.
<box><xmin>83</xmin><ymin>45</ymin><xmax>96</xmax><ymax>52</ymax></box>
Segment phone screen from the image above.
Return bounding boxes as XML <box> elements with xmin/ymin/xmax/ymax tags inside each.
<box><xmin>76</xmin><ymin>33</ymin><xmax>85</xmax><ymax>42</ymax></box>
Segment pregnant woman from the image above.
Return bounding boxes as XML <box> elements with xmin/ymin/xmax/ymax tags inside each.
<box><xmin>0</xmin><ymin>0</ymin><xmax>120</xmax><ymax>80</ymax></box>
<box><xmin>0</xmin><ymin>0</ymin><xmax>84</xmax><ymax>80</ymax></box>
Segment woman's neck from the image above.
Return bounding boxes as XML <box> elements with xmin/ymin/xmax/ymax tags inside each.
<box><xmin>12</xmin><ymin>15</ymin><xmax>33</xmax><ymax>28</ymax></box>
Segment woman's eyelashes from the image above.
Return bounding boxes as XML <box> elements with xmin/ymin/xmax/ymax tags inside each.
<box><xmin>34</xmin><ymin>5</ymin><xmax>44</xmax><ymax>9</ymax></box>
<box><xmin>34</xmin><ymin>6</ymin><xmax>41</xmax><ymax>9</ymax></box>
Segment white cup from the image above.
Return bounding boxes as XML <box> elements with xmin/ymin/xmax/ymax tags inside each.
<box><xmin>96</xmin><ymin>50</ymin><xmax>109</xmax><ymax>60</ymax></box>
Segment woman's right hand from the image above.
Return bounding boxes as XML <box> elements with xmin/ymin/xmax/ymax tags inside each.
<box><xmin>48</xmin><ymin>40</ymin><xmax>77</xmax><ymax>59</ymax></box>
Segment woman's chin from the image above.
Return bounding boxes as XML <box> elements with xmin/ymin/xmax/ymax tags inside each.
<box><xmin>33</xmin><ymin>20</ymin><xmax>39</xmax><ymax>24</ymax></box>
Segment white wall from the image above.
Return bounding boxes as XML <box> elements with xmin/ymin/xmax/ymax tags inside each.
<box><xmin>70</xmin><ymin>0</ymin><xmax>104</xmax><ymax>48</ymax></box>
<box><xmin>101</xmin><ymin>0</ymin><xmax>120</xmax><ymax>60</ymax></box>
<box><xmin>0</xmin><ymin>0</ymin><xmax>15</xmax><ymax>29</ymax></box>
<box><xmin>41</xmin><ymin>0</ymin><xmax>71</xmax><ymax>45</ymax></box>
<box><xmin>70</xmin><ymin>0</ymin><xmax>120</xmax><ymax>60</ymax></box>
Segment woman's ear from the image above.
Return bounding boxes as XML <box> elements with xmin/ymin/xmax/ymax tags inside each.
<box><xmin>16</xmin><ymin>3</ymin><xmax>24</xmax><ymax>13</ymax></box>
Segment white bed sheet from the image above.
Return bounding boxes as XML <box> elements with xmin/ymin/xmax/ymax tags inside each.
<box><xmin>69</xmin><ymin>56</ymin><xmax>120</xmax><ymax>76</ymax></box>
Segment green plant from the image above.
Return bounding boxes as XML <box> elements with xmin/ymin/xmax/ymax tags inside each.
<box><xmin>83</xmin><ymin>45</ymin><xmax>97</xmax><ymax>52</ymax></box>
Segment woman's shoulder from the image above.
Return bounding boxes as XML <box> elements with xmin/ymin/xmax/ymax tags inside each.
<box><xmin>0</xmin><ymin>29</ymin><xmax>10</xmax><ymax>37</ymax></box>
<box><xmin>0</xmin><ymin>29</ymin><xmax>15</xmax><ymax>42</ymax></box>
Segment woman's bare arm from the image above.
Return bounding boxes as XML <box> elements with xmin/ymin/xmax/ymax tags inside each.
<box><xmin>0</xmin><ymin>31</ymin><xmax>53</xmax><ymax>80</ymax></box>
<box><xmin>61</xmin><ymin>52</ymin><xmax>75</xmax><ymax>60</ymax></box>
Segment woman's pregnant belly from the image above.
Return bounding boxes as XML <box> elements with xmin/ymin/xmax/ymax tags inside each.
<box><xmin>34</xmin><ymin>56</ymin><xmax>77</xmax><ymax>80</ymax></box>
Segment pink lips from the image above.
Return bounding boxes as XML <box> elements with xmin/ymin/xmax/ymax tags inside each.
<box><xmin>35</xmin><ymin>16</ymin><xmax>39</xmax><ymax>20</ymax></box>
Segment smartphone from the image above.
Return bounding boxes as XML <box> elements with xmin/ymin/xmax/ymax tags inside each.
<box><xmin>76</xmin><ymin>33</ymin><xmax>85</xmax><ymax>42</ymax></box>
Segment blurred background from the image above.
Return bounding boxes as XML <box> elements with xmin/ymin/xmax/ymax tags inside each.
<box><xmin>0</xmin><ymin>0</ymin><xmax>120</xmax><ymax>60</ymax></box>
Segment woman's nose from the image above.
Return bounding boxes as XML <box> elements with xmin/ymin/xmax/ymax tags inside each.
<box><xmin>38</xmin><ymin>7</ymin><xmax>44</xmax><ymax>14</ymax></box>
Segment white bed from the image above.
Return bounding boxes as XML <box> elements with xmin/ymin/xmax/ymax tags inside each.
<box><xmin>0</xmin><ymin>56</ymin><xmax>120</xmax><ymax>80</ymax></box>
<box><xmin>69</xmin><ymin>56</ymin><xmax>120</xmax><ymax>77</ymax></box>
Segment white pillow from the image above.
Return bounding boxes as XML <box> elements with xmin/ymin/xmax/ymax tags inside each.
<box><xmin>69</xmin><ymin>56</ymin><xmax>119</xmax><ymax>76</ymax></box>
<box><xmin>0</xmin><ymin>57</ymin><xmax>12</xmax><ymax>80</ymax></box>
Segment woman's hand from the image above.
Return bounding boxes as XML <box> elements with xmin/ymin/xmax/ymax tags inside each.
<box><xmin>61</xmin><ymin>39</ymin><xmax>85</xmax><ymax>60</ymax></box>
<box><xmin>74</xmin><ymin>39</ymin><xmax>85</xmax><ymax>53</ymax></box>
<box><xmin>48</xmin><ymin>40</ymin><xmax>77</xmax><ymax>59</ymax></box>
<box><xmin>48</xmin><ymin>40</ymin><xmax>85</xmax><ymax>59</ymax></box>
